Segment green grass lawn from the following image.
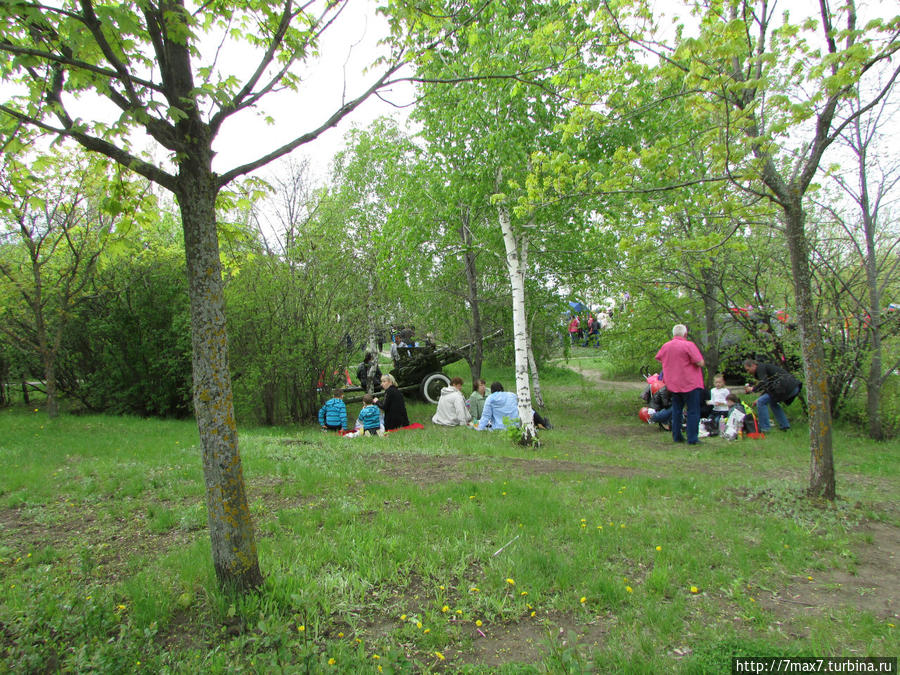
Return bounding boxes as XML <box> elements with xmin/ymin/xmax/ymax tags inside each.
<box><xmin>1</xmin><ymin>363</ymin><xmax>897</xmax><ymax>673</ymax></box>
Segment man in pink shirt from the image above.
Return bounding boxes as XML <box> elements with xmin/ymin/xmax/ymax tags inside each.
<box><xmin>655</xmin><ymin>324</ymin><xmax>706</xmax><ymax>444</ymax></box>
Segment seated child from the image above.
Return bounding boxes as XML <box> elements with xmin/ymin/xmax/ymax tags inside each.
<box><xmin>318</xmin><ymin>388</ymin><xmax>347</xmax><ymax>431</ymax></box>
<box><xmin>356</xmin><ymin>394</ymin><xmax>384</xmax><ymax>436</ymax></box>
<box><xmin>721</xmin><ymin>393</ymin><xmax>747</xmax><ymax>440</ymax></box>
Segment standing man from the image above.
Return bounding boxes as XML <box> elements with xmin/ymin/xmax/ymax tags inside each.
<box><xmin>655</xmin><ymin>324</ymin><xmax>706</xmax><ymax>445</ymax></box>
<box><xmin>743</xmin><ymin>359</ymin><xmax>801</xmax><ymax>432</ymax></box>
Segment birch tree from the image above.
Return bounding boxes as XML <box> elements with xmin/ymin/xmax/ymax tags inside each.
<box><xmin>570</xmin><ymin>0</ymin><xmax>900</xmax><ymax>498</ymax></box>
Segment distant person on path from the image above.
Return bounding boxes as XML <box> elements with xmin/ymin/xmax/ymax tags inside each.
<box><xmin>318</xmin><ymin>388</ymin><xmax>348</xmax><ymax>431</ymax></box>
<box><xmin>378</xmin><ymin>374</ymin><xmax>410</xmax><ymax>431</ymax></box>
<box><xmin>568</xmin><ymin>316</ymin><xmax>580</xmax><ymax>344</ymax></box>
<box><xmin>743</xmin><ymin>359</ymin><xmax>801</xmax><ymax>432</ymax></box>
<box><xmin>655</xmin><ymin>324</ymin><xmax>705</xmax><ymax>444</ymax></box>
<box><xmin>432</xmin><ymin>376</ymin><xmax>472</xmax><ymax>427</ymax></box>
<box><xmin>468</xmin><ymin>379</ymin><xmax>487</xmax><ymax>422</ymax></box>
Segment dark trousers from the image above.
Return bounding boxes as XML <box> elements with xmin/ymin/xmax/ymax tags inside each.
<box><xmin>671</xmin><ymin>388</ymin><xmax>702</xmax><ymax>444</ymax></box>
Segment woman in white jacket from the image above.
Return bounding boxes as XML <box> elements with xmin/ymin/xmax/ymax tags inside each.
<box><xmin>431</xmin><ymin>376</ymin><xmax>472</xmax><ymax>427</ymax></box>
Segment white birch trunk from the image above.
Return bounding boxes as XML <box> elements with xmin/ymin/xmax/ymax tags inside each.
<box><xmin>497</xmin><ymin>203</ymin><xmax>536</xmax><ymax>443</ymax></box>
<box><xmin>527</xmin><ymin>313</ymin><xmax>544</xmax><ymax>408</ymax></box>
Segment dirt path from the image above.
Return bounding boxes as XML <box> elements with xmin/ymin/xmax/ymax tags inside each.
<box><xmin>556</xmin><ymin>358</ymin><xmax>647</xmax><ymax>392</ymax></box>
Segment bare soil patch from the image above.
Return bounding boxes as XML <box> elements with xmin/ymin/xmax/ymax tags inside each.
<box><xmin>367</xmin><ymin>453</ymin><xmax>644</xmax><ymax>488</ymax></box>
<box><xmin>460</xmin><ymin>610</ymin><xmax>609</xmax><ymax>668</ymax></box>
<box><xmin>756</xmin><ymin>521</ymin><xmax>900</xmax><ymax>631</ymax></box>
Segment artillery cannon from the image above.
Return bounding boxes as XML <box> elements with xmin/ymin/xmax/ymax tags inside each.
<box><xmin>341</xmin><ymin>330</ymin><xmax>501</xmax><ymax>405</ymax></box>
<box><xmin>390</xmin><ymin>329</ymin><xmax>502</xmax><ymax>404</ymax></box>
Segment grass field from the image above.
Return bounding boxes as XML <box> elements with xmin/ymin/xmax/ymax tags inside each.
<box><xmin>1</xmin><ymin>358</ymin><xmax>898</xmax><ymax>673</ymax></box>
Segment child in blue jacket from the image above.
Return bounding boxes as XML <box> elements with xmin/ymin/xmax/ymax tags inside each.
<box><xmin>318</xmin><ymin>389</ymin><xmax>347</xmax><ymax>431</ymax></box>
<box><xmin>356</xmin><ymin>394</ymin><xmax>383</xmax><ymax>435</ymax></box>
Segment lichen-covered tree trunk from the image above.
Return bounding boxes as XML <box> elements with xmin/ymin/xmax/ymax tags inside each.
<box><xmin>700</xmin><ymin>268</ymin><xmax>720</xmax><ymax>383</ymax></box>
<box><xmin>497</xmin><ymin>204</ymin><xmax>536</xmax><ymax>444</ymax></box>
<box><xmin>784</xmin><ymin>204</ymin><xmax>835</xmax><ymax>499</ymax></box>
<box><xmin>177</xmin><ymin>171</ymin><xmax>263</xmax><ymax>590</ymax></box>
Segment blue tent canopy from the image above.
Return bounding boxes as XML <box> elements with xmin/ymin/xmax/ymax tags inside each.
<box><xmin>568</xmin><ymin>300</ymin><xmax>587</xmax><ymax>312</ymax></box>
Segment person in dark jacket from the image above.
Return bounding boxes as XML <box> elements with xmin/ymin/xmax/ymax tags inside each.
<box><xmin>356</xmin><ymin>352</ymin><xmax>382</xmax><ymax>393</ymax></box>
<box><xmin>377</xmin><ymin>374</ymin><xmax>410</xmax><ymax>430</ymax></box>
<box><xmin>743</xmin><ymin>359</ymin><xmax>801</xmax><ymax>431</ymax></box>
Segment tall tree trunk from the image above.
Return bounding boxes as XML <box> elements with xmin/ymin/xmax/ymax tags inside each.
<box><xmin>856</xmin><ymin>127</ymin><xmax>885</xmax><ymax>440</ymax></box>
<box><xmin>784</xmin><ymin>203</ymin><xmax>835</xmax><ymax>499</ymax></box>
<box><xmin>700</xmin><ymin>267</ymin><xmax>720</xmax><ymax>383</ymax></box>
<box><xmin>176</xmin><ymin>172</ymin><xmax>263</xmax><ymax>590</ymax></box>
<box><xmin>460</xmin><ymin>210</ymin><xmax>484</xmax><ymax>388</ymax></box>
<box><xmin>527</xmin><ymin>311</ymin><xmax>544</xmax><ymax>408</ymax></box>
<box><xmin>497</xmin><ymin>203</ymin><xmax>536</xmax><ymax>444</ymax></box>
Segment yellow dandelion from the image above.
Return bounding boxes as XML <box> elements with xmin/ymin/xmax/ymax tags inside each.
<box><xmin>377</xmin><ymin>666</ymin><xmax>382</xmax><ymax>673</ymax></box>
<box><xmin>520</xmin><ymin>591</ymin><xmax>528</xmax><ymax>596</ymax></box>
<box><xmin>400</xmin><ymin>614</ymin><xmax>407</xmax><ymax>620</ymax></box>
<box><xmin>372</xmin><ymin>654</ymin><xmax>380</xmax><ymax>660</ymax></box>
<box><xmin>328</xmin><ymin>658</ymin><xmax>335</xmax><ymax>665</ymax></box>
<box><xmin>580</xmin><ymin>596</ymin><xmax>586</xmax><ymax>604</ymax></box>
<box><xmin>502</xmin><ymin>492</ymin><xmax>507</xmax><ymax>496</ymax></box>
<box><xmin>888</xmin><ymin>623</ymin><xmax>895</xmax><ymax>628</ymax></box>
<box><xmin>470</xmin><ymin>587</ymin><xmax>479</xmax><ymax>593</ymax></box>
<box><xmin>469</xmin><ymin>495</ymin><xmax>475</xmax><ymax>500</ymax></box>
<box><xmin>597</xmin><ymin>525</ymin><xmax>603</xmax><ymax>530</ymax></box>
<box><xmin>655</xmin><ymin>546</ymin><xmax>662</xmax><ymax>551</ymax></box>
<box><xmin>442</xmin><ymin>605</ymin><xmax>449</xmax><ymax>612</ymax></box>
<box><xmin>807</xmin><ymin>576</ymin><xmax>813</xmax><ymax>581</ymax></box>
<box><xmin>338</xmin><ymin>632</ymin><xmax>344</xmax><ymax>638</ymax></box>
<box><xmin>298</xmin><ymin>625</ymin><xmax>305</xmax><ymax>632</ymax></box>
<box><xmin>690</xmin><ymin>586</ymin><xmax>699</xmax><ymax>594</ymax></box>
<box><xmin>424</xmin><ymin>628</ymin><xmax>430</xmax><ymax>634</ymax></box>
<box><xmin>439</xmin><ymin>585</ymin><xmax>445</xmax><ymax>590</ymax></box>
<box><xmin>435</xmin><ymin>651</ymin><xmax>445</xmax><ymax>661</ymax></box>
<box><xmin>530</xmin><ymin>611</ymin><xmax>536</xmax><ymax>617</ymax></box>
<box><xmin>581</xmin><ymin>523</ymin><xmax>586</xmax><ymax>528</ymax></box>
<box><xmin>620</xmin><ymin>523</ymin><xmax>625</xmax><ymax>529</ymax></box>
<box><xmin>416</xmin><ymin>621</ymin><xmax>422</xmax><ymax>629</ymax></box>
<box><xmin>580</xmin><ymin>518</ymin><xmax>586</xmax><ymax>523</ymax></box>
<box><xmin>749</xmin><ymin>598</ymin><xmax>756</xmax><ymax>603</ymax></box>
<box><xmin>506</xmin><ymin>578</ymin><xmax>515</xmax><ymax>585</ymax></box>
<box><xmin>626</xmin><ymin>586</ymin><xmax>633</xmax><ymax>593</ymax></box>
<box><xmin>117</xmin><ymin>604</ymin><xmax>126</xmax><ymax>610</ymax></box>
<box><xmin>456</xmin><ymin>609</ymin><xmax>463</xmax><ymax>615</ymax></box>
<box><xmin>475</xmin><ymin>619</ymin><xmax>483</xmax><ymax>627</ymax></box>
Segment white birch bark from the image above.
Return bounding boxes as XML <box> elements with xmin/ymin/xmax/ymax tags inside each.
<box><xmin>497</xmin><ymin>203</ymin><xmax>536</xmax><ymax>443</ymax></box>
<box><xmin>527</xmin><ymin>312</ymin><xmax>544</xmax><ymax>408</ymax></box>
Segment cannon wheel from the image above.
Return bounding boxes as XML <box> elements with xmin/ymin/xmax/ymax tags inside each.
<box><xmin>420</xmin><ymin>372</ymin><xmax>450</xmax><ymax>405</ymax></box>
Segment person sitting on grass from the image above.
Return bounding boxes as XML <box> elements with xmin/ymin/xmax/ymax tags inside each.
<box><xmin>432</xmin><ymin>376</ymin><xmax>472</xmax><ymax>427</ymax></box>
<box><xmin>356</xmin><ymin>394</ymin><xmax>383</xmax><ymax>436</ymax></box>
<box><xmin>476</xmin><ymin>382</ymin><xmax>551</xmax><ymax>431</ymax></box>
<box><xmin>318</xmin><ymin>388</ymin><xmax>347</xmax><ymax>432</ymax></box>
<box><xmin>378</xmin><ymin>374</ymin><xmax>410</xmax><ymax>431</ymax></box>
<box><xmin>468</xmin><ymin>379</ymin><xmax>487</xmax><ymax>422</ymax></box>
